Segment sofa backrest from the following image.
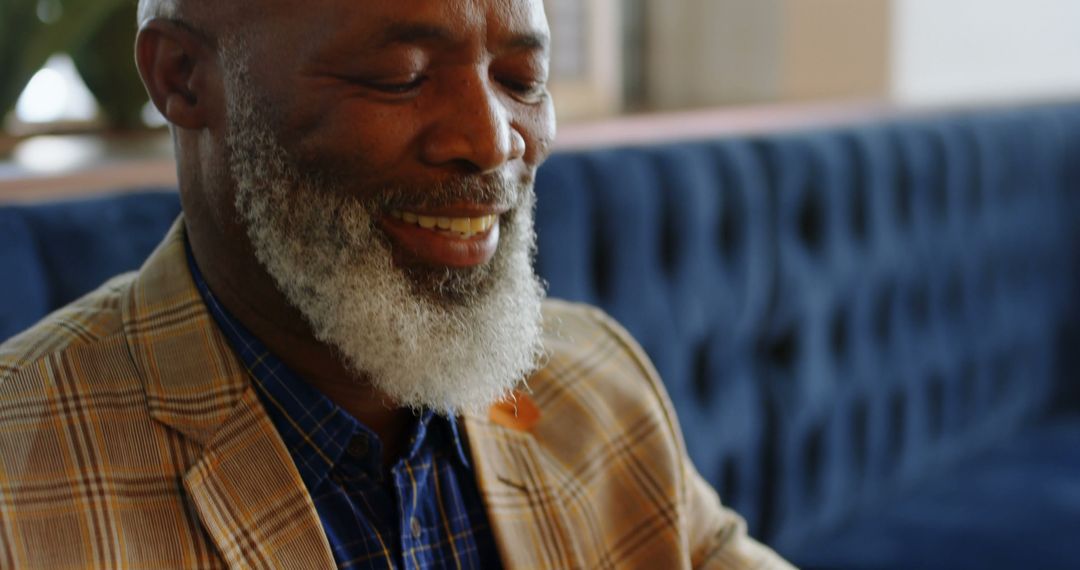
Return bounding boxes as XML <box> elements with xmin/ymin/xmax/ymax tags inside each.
<box><xmin>531</xmin><ymin>104</ymin><xmax>1080</xmax><ymax>548</ymax></box>
<box><xmin>2</xmin><ymin>103</ymin><xmax>1079</xmax><ymax>549</ymax></box>
<box><xmin>0</xmin><ymin>191</ymin><xmax>181</xmax><ymax>340</ymax></box>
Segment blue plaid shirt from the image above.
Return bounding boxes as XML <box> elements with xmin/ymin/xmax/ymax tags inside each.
<box><xmin>186</xmin><ymin>243</ymin><xmax>503</xmax><ymax>570</ymax></box>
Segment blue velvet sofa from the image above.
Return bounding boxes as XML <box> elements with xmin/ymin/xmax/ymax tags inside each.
<box><xmin>3</xmin><ymin>103</ymin><xmax>1079</xmax><ymax>569</ymax></box>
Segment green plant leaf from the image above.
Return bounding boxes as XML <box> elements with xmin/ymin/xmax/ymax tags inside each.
<box><xmin>0</xmin><ymin>0</ymin><xmax>48</xmax><ymax>116</ymax></box>
<box><xmin>0</xmin><ymin>0</ymin><xmax>132</xmax><ymax>122</ymax></box>
<box><xmin>72</xmin><ymin>1</ymin><xmax>147</xmax><ymax>130</ymax></box>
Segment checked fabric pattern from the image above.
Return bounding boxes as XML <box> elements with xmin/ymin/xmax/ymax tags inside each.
<box><xmin>0</xmin><ymin>218</ymin><xmax>792</xmax><ymax>569</ymax></box>
<box><xmin>186</xmin><ymin>238</ymin><xmax>504</xmax><ymax>570</ymax></box>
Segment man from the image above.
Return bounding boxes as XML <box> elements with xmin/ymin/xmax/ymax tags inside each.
<box><xmin>0</xmin><ymin>0</ymin><xmax>793</xmax><ymax>568</ymax></box>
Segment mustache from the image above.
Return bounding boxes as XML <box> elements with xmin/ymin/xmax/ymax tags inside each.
<box><xmin>361</xmin><ymin>174</ymin><xmax>531</xmax><ymax>213</ymax></box>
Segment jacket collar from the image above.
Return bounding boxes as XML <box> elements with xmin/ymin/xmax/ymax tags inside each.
<box><xmin>464</xmin><ymin>389</ymin><xmax>587</xmax><ymax>569</ymax></box>
<box><xmin>122</xmin><ymin>217</ymin><xmax>584</xmax><ymax>569</ymax></box>
<box><xmin>121</xmin><ymin>218</ymin><xmax>336</xmax><ymax>569</ymax></box>
<box><xmin>123</xmin><ymin>219</ymin><xmax>247</xmax><ymax>446</ymax></box>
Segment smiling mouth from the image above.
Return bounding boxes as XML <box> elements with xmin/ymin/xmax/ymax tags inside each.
<box><xmin>379</xmin><ymin>207</ymin><xmax>505</xmax><ymax>268</ymax></box>
<box><xmin>390</xmin><ymin>210</ymin><xmax>499</xmax><ymax>239</ymax></box>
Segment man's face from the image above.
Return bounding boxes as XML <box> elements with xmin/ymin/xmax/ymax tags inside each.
<box><xmin>227</xmin><ymin>0</ymin><xmax>554</xmax><ymax>262</ymax></box>
<box><xmin>216</xmin><ymin>0</ymin><xmax>554</xmax><ymax>414</ymax></box>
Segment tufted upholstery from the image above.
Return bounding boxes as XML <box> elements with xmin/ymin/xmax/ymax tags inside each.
<box><xmin>0</xmin><ymin>190</ymin><xmax>182</xmax><ymax>332</ymax></box>
<box><xmin>532</xmin><ymin>104</ymin><xmax>1080</xmax><ymax>567</ymax></box>
<box><xmin>2</xmin><ymin>104</ymin><xmax>1079</xmax><ymax>568</ymax></box>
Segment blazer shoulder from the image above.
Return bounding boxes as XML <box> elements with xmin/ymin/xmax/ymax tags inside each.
<box><xmin>535</xmin><ymin>299</ymin><xmax>685</xmax><ymax>457</ymax></box>
<box><xmin>0</xmin><ymin>273</ymin><xmax>135</xmax><ymax>386</ymax></box>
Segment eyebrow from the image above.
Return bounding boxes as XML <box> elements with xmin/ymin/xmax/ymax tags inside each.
<box><xmin>376</xmin><ymin>23</ymin><xmax>456</xmax><ymax>46</ymax></box>
<box><xmin>374</xmin><ymin>22</ymin><xmax>550</xmax><ymax>53</ymax></box>
<box><xmin>507</xmin><ymin>31</ymin><xmax>549</xmax><ymax>52</ymax></box>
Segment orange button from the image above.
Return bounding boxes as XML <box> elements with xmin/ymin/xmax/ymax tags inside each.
<box><xmin>489</xmin><ymin>392</ymin><xmax>541</xmax><ymax>432</ymax></box>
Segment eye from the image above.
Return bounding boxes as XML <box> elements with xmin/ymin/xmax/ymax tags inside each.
<box><xmin>364</xmin><ymin>75</ymin><xmax>427</xmax><ymax>95</ymax></box>
<box><xmin>499</xmin><ymin>77</ymin><xmax>547</xmax><ymax>102</ymax></box>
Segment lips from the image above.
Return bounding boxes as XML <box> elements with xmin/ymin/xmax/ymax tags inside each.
<box><xmin>378</xmin><ymin>206</ymin><xmax>505</xmax><ymax>268</ymax></box>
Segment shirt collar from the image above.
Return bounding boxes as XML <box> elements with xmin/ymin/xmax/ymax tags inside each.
<box><xmin>183</xmin><ymin>240</ymin><xmax>471</xmax><ymax>491</ymax></box>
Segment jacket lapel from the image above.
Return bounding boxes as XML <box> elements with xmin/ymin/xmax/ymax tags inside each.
<box><xmin>465</xmin><ymin>399</ymin><xmax>587</xmax><ymax>570</ymax></box>
<box><xmin>123</xmin><ymin>218</ymin><xmax>335</xmax><ymax>569</ymax></box>
<box><xmin>183</xmin><ymin>388</ymin><xmax>337</xmax><ymax>569</ymax></box>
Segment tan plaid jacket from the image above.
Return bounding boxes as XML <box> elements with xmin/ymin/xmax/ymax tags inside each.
<box><xmin>0</xmin><ymin>219</ymin><xmax>792</xmax><ymax>570</ymax></box>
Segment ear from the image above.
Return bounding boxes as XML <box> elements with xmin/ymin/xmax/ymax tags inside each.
<box><xmin>135</xmin><ymin>20</ymin><xmax>216</xmax><ymax>130</ymax></box>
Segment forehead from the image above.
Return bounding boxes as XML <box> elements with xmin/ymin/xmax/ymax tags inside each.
<box><xmin>243</xmin><ymin>0</ymin><xmax>549</xmax><ymax>49</ymax></box>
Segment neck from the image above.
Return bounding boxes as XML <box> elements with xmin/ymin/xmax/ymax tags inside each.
<box><xmin>185</xmin><ymin>216</ymin><xmax>415</xmax><ymax>465</ymax></box>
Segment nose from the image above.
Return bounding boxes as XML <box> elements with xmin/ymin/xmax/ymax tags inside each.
<box><xmin>420</xmin><ymin>72</ymin><xmax>526</xmax><ymax>173</ymax></box>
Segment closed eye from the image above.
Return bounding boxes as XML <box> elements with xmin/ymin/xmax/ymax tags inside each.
<box><xmin>499</xmin><ymin>77</ymin><xmax>546</xmax><ymax>101</ymax></box>
<box><xmin>364</xmin><ymin>75</ymin><xmax>427</xmax><ymax>95</ymax></box>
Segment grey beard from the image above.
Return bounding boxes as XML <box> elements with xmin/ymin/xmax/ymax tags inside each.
<box><xmin>220</xmin><ymin>43</ymin><xmax>546</xmax><ymax>415</ymax></box>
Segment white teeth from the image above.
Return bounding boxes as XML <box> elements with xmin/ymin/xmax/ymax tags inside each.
<box><xmin>396</xmin><ymin>211</ymin><xmax>498</xmax><ymax>237</ymax></box>
<box><xmin>450</xmin><ymin>218</ymin><xmax>471</xmax><ymax>233</ymax></box>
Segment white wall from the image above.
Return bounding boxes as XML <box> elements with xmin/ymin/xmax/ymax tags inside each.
<box><xmin>893</xmin><ymin>0</ymin><xmax>1080</xmax><ymax>105</ymax></box>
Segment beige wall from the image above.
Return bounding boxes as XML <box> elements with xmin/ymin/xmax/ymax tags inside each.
<box><xmin>648</xmin><ymin>0</ymin><xmax>783</xmax><ymax>108</ymax></box>
<box><xmin>645</xmin><ymin>0</ymin><xmax>890</xmax><ymax>110</ymax></box>
<box><xmin>781</xmin><ymin>0</ymin><xmax>891</xmax><ymax>100</ymax></box>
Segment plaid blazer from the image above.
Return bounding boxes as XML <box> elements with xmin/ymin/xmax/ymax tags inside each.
<box><xmin>0</xmin><ymin>219</ymin><xmax>792</xmax><ymax>570</ymax></box>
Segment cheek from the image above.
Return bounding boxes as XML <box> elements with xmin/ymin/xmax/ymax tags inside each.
<box><xmin>521</xmin><ymin>99</ymin><xmax>556</xmax><ymax>166</ymax></box>
<box><xmin>289</xmin><ymin>102</ymin><xmax>424</xmax><ymax>180</ymax></box>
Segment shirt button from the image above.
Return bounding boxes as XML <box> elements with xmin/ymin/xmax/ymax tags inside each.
<box><xmin>410</xmin><ymin>516</ymin><xmax>422</xmax><ymax>539</ymax></box>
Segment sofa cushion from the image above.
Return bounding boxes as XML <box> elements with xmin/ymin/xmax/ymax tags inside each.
<box><xmin>784</xmin><ymin>416</ymin><xmax>1080</xmax><ymax>570</ymax></box>
<box><xmin>17</xmin><ymin>191</ymin><xmax>181</xmax><ymax>309</ymax></box>
<box><xmin>0</xmin><ymin>210</ymin><xmax>50</xmax><ymax>340</ymax></box>
<box><xmin>0</xmin><ymin>191</ymin><xmax>181</xmax><ymax>340</ymax></box>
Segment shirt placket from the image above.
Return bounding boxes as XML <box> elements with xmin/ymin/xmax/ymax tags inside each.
<box><xmin>394</xmin><ymin>456</ymin><xmax>428</xmax><ymax>570</ymax></box>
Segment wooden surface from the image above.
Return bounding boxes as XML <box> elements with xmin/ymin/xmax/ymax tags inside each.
<box><xmin>0</xmin><ymin>158</ymin><xmax>176</xmax><ymax>203</ymax></box>
<box><xmin>0</xmin><ymin>131</ymin><xmax>176</xmax><ymax>203</ymax></box>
